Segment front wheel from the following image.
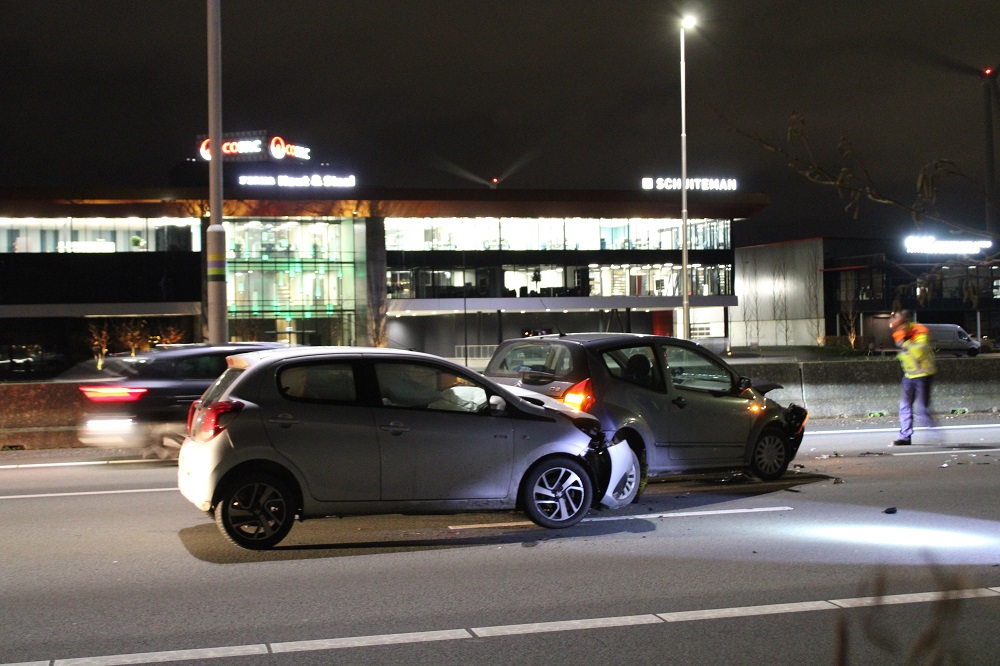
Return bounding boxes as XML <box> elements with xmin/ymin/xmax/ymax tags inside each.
<box><xmin>748</xmin><ymin>429</ymin><xmax>791</xmax><ymax>481</ymax></box>
<box><xmin>521</xmin><ymin>457</ymin><xmax>593</xmax><ymax>529</ymax></box>
<box><xmin>214</xmin><ymin>474</ymin><xmax>295</xmax><ymax>550</ymax></box>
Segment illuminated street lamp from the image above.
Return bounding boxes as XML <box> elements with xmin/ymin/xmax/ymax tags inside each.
<box><xmin>679</xmin><ymin>14</ymin><xmax>696</xmax><ymax>339</ymax></box>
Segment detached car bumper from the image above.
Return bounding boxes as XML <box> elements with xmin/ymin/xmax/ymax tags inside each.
<box><xmin>596</xmin><ymin>439</ymin><xmax>641</xmax><ymax>510</ymax></box>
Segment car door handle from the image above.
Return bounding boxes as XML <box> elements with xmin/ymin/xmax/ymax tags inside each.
<box><xmin>267</xmin><ymin>414</ymin><xmax>299</xmax><ymax>428</ymax></box>
<box><xmin>672</xmin><ymin>396</ymin><xmax>687</xmax><ymax>409</ymax></box>
<box><xmin>379</xmin><ymin>421</ymin><xmax>410</xmax><ymax>435</ymax></box>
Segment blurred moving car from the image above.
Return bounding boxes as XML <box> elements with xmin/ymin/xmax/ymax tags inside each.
<box><xmin>76</xmin><ymin>343</ymin><xmax>282</xmax><ymax>456</ymax></box>
<box><xmin>178</xmin><ymin>346</ymin><xmax>639</xmax><ymax>550</ymax></box>
<box><xmin>483</xmin><ymin>333</ymin><xmax>808</xmax><ymax>485</ymax></box>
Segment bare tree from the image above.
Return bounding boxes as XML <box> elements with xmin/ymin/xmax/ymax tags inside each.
<box><xmin>88</xmin><ymin>322</ymin><xmax>110</xmax><ymax>369</ymax></box>
<box><xmin>116</xmin><ymin>319</ymin><xmax>146</xmax><ymax>356</ymax></box>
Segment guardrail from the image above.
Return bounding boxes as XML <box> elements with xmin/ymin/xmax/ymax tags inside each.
<box><xmin>732</xmin><ymin>356</ymin><xmax>1000</xmax><ymax>419</ymax></box>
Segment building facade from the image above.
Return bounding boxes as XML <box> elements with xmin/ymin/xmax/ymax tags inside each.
<box><xmin>0</xmin><ymin>186</ymin><xmax>767</xmax><ymax>365</ymax></box>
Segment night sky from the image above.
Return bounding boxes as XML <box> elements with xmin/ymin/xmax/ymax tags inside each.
<box><xmin>2</xmin><ymin>1</ymin><xmax>997</xmax><ymax>245</ymax></box>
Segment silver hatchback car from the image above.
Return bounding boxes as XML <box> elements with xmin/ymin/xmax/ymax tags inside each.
<box><xmin>484</xmin><ymin>333</ymin><xmax>808</xmax><ymax>487</ymax></box>
<box><xmin>178</xmin><ymin>347</ymin><xmax>639</xmax><ymax>550</ymax></box>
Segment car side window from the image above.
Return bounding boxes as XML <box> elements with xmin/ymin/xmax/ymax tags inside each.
<box><xmin>375</xmin><ymin>362</ymin><xmax>488</xmax><ymax>413</ymax></box>
<box><xmin>279</xmin><ymin>362</ymin><xmax>358</xmax><ymax>402</ymax></box>
<box><xmin>601</xmin><ymin>346</ymin><xmax>664</xmax><ymax>391</ymax></box>
<box><xmin>661</xmin><ymin>345</ymin><xmax>733</xmax><ymax>392</ymax></box>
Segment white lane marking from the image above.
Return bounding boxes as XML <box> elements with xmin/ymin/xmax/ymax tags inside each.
<box><xmin>807</xmin><ymin>423</ymin><xmax>998</xmax><ymax>436</ymax></box>
<box><xmin>585</xmin><ymin>506</ymin><xmax>793</xmax><ymax>523</ymax></box>
<box><xmin>658</xmin><ymin>600</ymin><xmax>835</xmax><ymax>622</ymax></box>
<box><xmin>53</xmin><ymin>643</ymin><xmax>267</xmax><ymax>665</ymax></box>
<box><xmin>0</xmin><ymin>488</ymin><xmax>176</xmax><ymax>501</ymax></box>
<box><xmin>0</xmin><ymin>459</ymin><xmax>163</xmax><ymax>470</ymax></box>
<box><xmin>472</xmin><ymin>614</ymin><xmax>662</xmax><ymax>637</ymax></box>
<box><xmin>829</xmin><ymin>588</ymin><xmax>1000</xmax><ymax>608</ymax></box>
<box><xmin>271</xmin><ymin>629</ymin><xmax>471</xmax><ymax>653</ymax></box>
<box><xmin>890</xmin><ymin>448</ymin><xmax>1000</xmax><ymax>456</ymax></box>
<box><xmin>448</xmin><ymin>505</ymin><xmax>793</xmax><ymax>530</ymax></box>
<box><xmin>9</xmin><ymin>588</ymin><xmax>997</xmax><ymax>666</ymax></box>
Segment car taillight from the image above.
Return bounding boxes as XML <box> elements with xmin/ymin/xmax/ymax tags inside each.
<box><xmin>79</xmin><ymin>386</ymin><xmax>148</xmax><ymax>402</ymax></box>
<box><xmin>562</xmin><ymin>378</ymin><xmax>595</xmax><ymax>412</ymax></box>
<box><xmin>194</xmin><ymin>400</ymin><xmax>244</xmax><ymax>441</ymax></box>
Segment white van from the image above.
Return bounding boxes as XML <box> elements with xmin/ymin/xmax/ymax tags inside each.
<box><xmin>922</xmin><ymin>323</ymin><xmax>980</xmax><ymax>356</ymax></box>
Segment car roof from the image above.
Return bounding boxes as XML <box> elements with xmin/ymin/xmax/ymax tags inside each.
<box><xmin>227</xmin><ymin>345</ymin><xmax>463</xmax><ymax>368</ymax></box>
<box><xmin>509</xmin><ymin>332</ymin><xmax>689</xmax><ymax>347</ymax></box>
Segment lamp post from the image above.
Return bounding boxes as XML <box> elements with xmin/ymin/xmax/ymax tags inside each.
<box><xmin>679</xmin><ymin>15</ymin><xmax>696</xmax><ymax>339</ymax></box>
<box><xmin>206</xmin><ymin>0</ymin><xmax>228</xmax><ymax>344</ymax></box>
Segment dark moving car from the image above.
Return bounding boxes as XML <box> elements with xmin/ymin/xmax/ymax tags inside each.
<box><xmin>75</xmin><ymin>343</ymin><xmax>282</xmax><ymax>456</ymax></box>
<box><xmin>484</xmin><ymin>333</ymin><xmax>808</xmax><ymax>485</ymax></box>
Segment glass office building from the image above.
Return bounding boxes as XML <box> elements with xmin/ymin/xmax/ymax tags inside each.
<box><xmin>0</xmin><ymin>187</ymin><xmax>766</xmax><ymax>360</ymax></box>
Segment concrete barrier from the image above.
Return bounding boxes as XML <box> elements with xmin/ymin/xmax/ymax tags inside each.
<box><xmin>732</xmin><ymin>356</ymin><xmax>1000</xmax><ymax>419</ymax></box>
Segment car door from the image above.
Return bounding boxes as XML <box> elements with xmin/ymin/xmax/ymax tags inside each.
<box><xmin>658</xmin><ymin>343</ymin><xmax>754</xmax><ymax>464</ymax></box>
<box><xmin>372</xmin><ymin>360</ymin><xmax>514</xmax><ymax>501</ymax></box>
<box><xmin>261</xmin><ymin>358</ymin><xmax>380</xmax><ymax>501</ymax></box>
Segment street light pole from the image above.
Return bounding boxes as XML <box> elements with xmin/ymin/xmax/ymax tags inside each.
<box><xmin>679</xmin><ymin>15</ymin><xmax>695</xmax><ymax>339</ymax></box>
<box><xmin>206</xmin><ymin>0</ymin><xmax>228</xmax><ymax>344</ymax></box>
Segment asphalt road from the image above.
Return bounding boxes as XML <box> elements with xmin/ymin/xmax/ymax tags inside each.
<box><xmin>2</xmin><ymin>420</ymin><xmax>999</xmax><ymax>665</ymax></box>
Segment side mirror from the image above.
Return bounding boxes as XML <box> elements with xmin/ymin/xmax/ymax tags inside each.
<box><xmin>736</xmin><ymin>376</ymin><xmax>753</xmax><ymax>394</ymax></box>
<box><xmin>489</xmin><ymin>394</ymin><xmax>507</xmax><ymax>415</ymax></box>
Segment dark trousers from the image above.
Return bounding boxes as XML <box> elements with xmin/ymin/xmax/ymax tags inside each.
<box><xmin>899</xmin><ymin>375</ymin><xmax>934</xmax><ymax>439</ymax></box>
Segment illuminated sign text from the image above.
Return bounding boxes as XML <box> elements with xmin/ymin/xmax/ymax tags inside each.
<box><xmin>641</xmin><ymin>177</ymin><xmax>738</xmax><ymax>191</ymax></box>
<box><xmin>237</xmin><ymin>174</ymin><xmax>356</xmax><ymax>188</ymax></box>
<box><xmin>269</xmin><ymin>136</ymin><xmax>310</xmax><ymax>160</ymax></box>
<box><xmin>198</xmin><ymin>133</ymin><xmax>310</xmax><ymax>161</ymax></box>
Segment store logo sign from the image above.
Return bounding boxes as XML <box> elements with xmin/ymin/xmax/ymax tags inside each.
<box><xmin>904</xmin><ymin>235</ymin><xmax>993</xmax><ymax>255</ymax></box>
<box><xmin>237</xmin><ymin>174</ymin><xmax>356</xmax><ymax>188</ymax></box>
<box><xmin>641</xmin><ymin>177</ymin><xmax>738</xmax><ymax>191</ymax></box>
<box><xmin>197</xmin><ymin>132</ymin><xmax>311</xmax><ymax>162</ymax></box>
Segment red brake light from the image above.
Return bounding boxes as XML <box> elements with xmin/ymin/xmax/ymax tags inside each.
<box><xmin>79</xmin><ymin>385</ymin><xmax>148</xmax><ymax>402</ymax></box>
<box><xmin>195</xmin><ymin>400</ymin><xmax>244</xmax><ymax>441</ymax></box>
<box><xmin>562</xmin><ymin>378</ymin><xmax>595</xmax><ymax>412</ymax></box>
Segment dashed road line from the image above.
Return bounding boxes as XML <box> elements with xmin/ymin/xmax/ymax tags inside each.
<box><xmin>6</xmin><ymin>588</ymin><xmax>997</xmax><ymax>666</ymax></box>
<box><xmin>447</xmin><ymin>506</ymin><xmax>794</xmax><ymax>530</ymax></box>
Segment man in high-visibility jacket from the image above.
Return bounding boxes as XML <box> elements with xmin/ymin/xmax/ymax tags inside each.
<box><xmin>889</xmin><ymin>310</ymin><xmax>936</xmax><ymax>446</ymax></box>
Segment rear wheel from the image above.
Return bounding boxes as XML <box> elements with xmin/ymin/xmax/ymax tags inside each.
<box><xmin>521</xmin><ymin>457</ymin><xmax>593</xmax><ymax>529</ymax></box>
<box><xmin>748</xmin><ymin>429</ymin><xmax>791</xmax><ymax>481</ymax></box>
<box><xmin>214</xmin><ymin>473</ymin><xmax>295</xmax><ymax>550</ymax></box>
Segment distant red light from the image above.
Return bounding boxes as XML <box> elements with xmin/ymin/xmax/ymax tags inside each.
<box><xmin>986</xmin><ymin>68</ymin><xmax>994</xmax><ymax>76</ymax></box>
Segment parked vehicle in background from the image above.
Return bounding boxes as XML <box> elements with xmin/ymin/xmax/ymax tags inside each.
<box><xmin>178</xmin><ymin>346</ymin><xmax>639</xmax><ymax>550</ymax></box>
<box><xmin>75</xmin><ymin>343</ymin><xmax>283</xmax><ymax>456</ymax></box>
<box><xmin>922</xmin><ymin>323</ymin><xmax>980</xmax><ymax>356</ymax></box>
<box><xmin>484</xmin><ymin>333</ymin><xmax>808</xmax><ymax>485</ymax></box>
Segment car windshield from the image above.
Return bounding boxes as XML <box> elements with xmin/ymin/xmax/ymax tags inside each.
<box><xmin>489</xmin><ymin>342</ymin><xmax>575</xmax><ymax>378</ymax></box>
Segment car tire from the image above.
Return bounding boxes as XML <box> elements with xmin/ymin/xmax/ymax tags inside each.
<box><xmin>748</xmin><ymin>428</ymin><xmax>791</xmax><ymax>481</ymax></box>
<box><xmin>521</xmin><ymin>457</ymin><xmax>593</xmax><ymax>529</ymax></box>
<box><xmin>214</xmin><ymin>473</ymin><xmax>295</xmax><ymax>550</ymax></box>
